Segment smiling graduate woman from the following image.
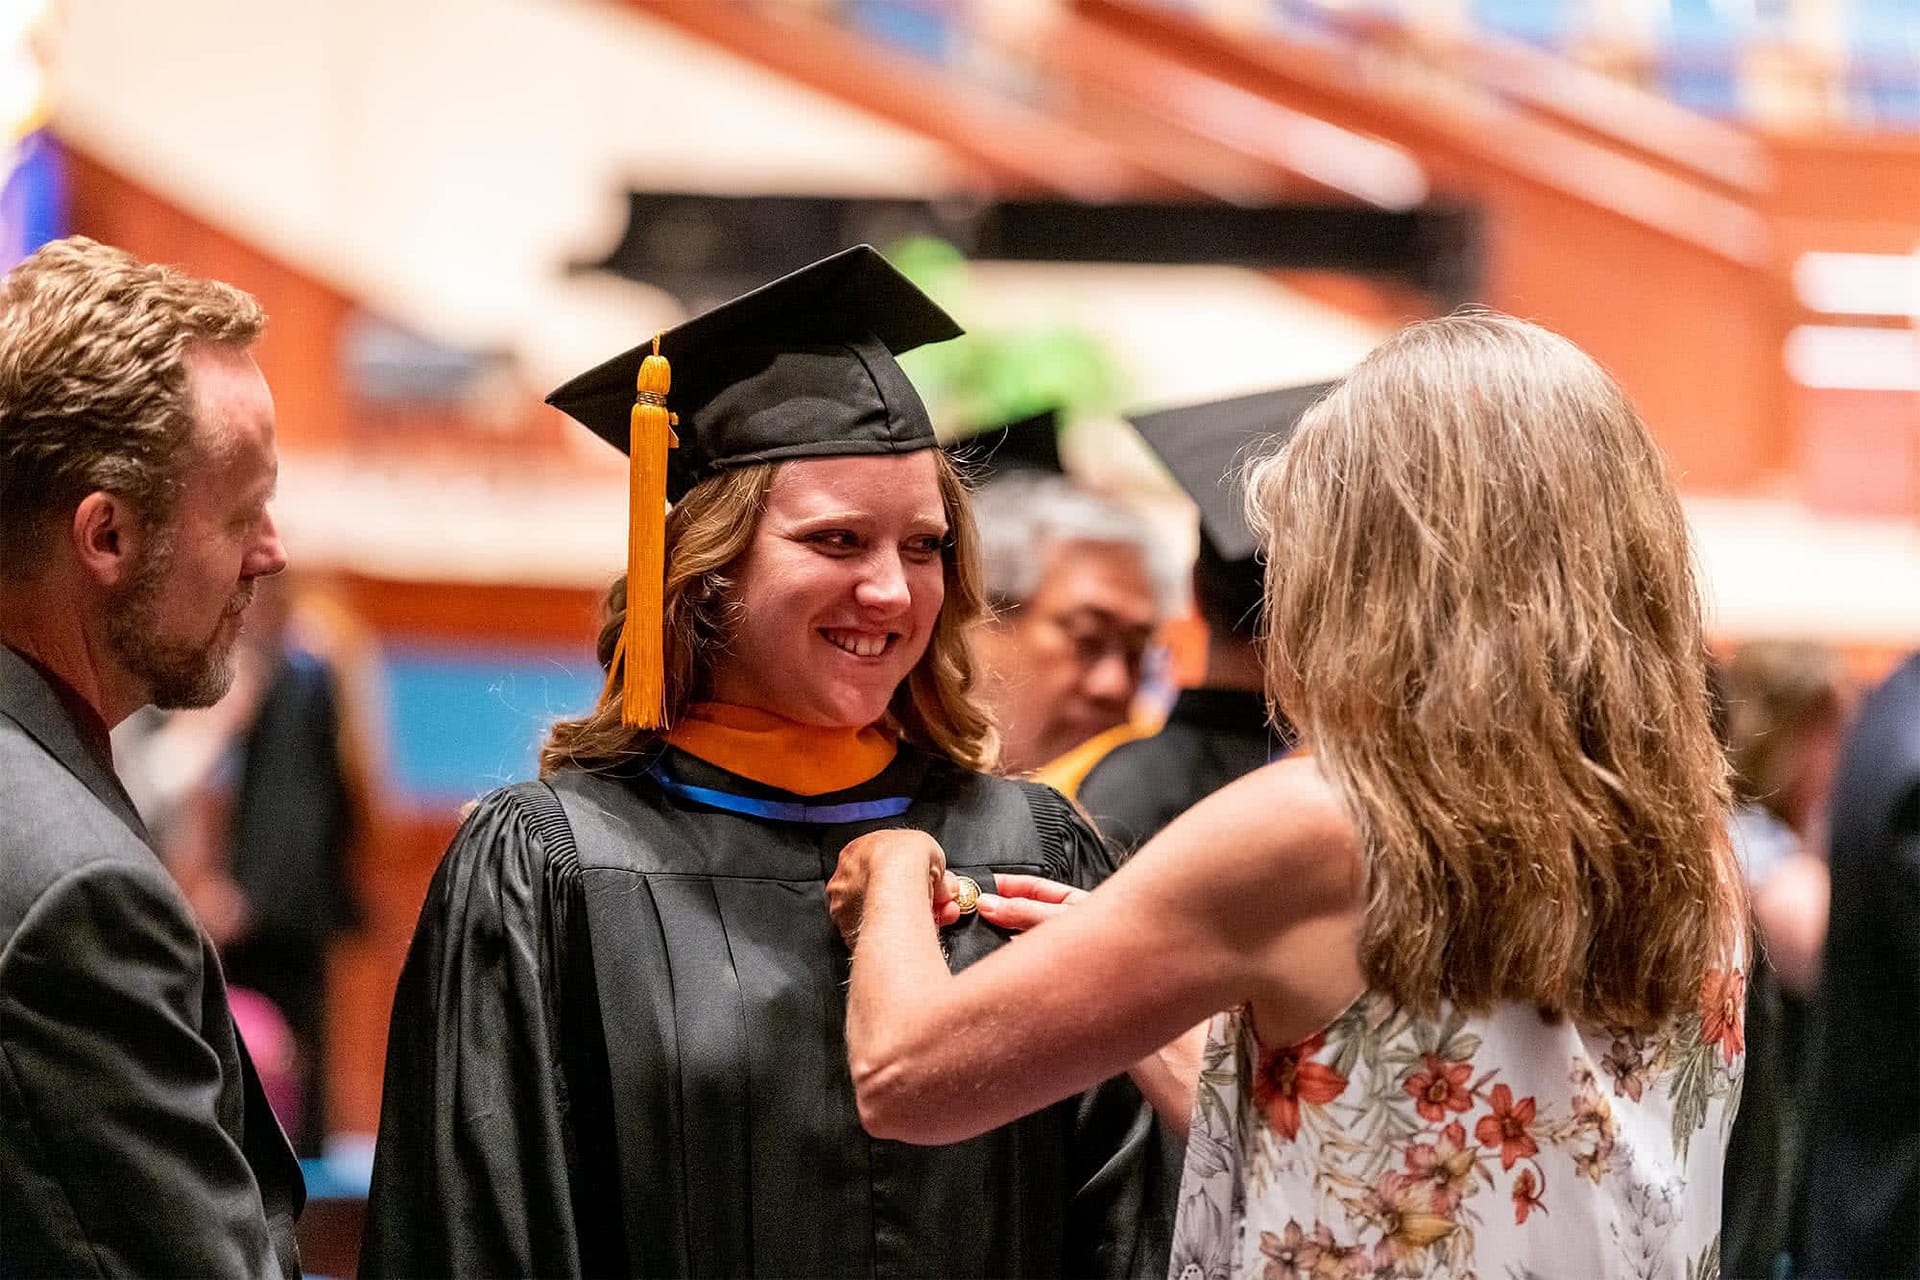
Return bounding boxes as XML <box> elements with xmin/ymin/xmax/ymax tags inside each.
<box><xmin>359</xmin><ymin>248</ymin><xmax>1174</xmax><ymax>1280</ymax></box>
<box><xmin>830</xmin><ymin>313</ymin><xmax>1749</xmax><ymax>1280</ymax></box>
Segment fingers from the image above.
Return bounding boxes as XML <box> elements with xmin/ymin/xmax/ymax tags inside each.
<box><xmin>825</xmin><ymin>879</ymin><xmax>863</xmax><ymax>945</ymax></box>
<box><xmin>969</xmin><ymin>873</ymin><xmax>1089</xmax><ymax>932</ymax></box>
<box><xmin>840</xmin><ymin>828</ymin><xmax>948</xmax><ymax>874</ymax></box>
<box><xmin>989</xmin><ymin>873</ymin><xmax>1089</xmax><ymax>906</ymax></box>
<box><xmin>831</xmin><ymin>829</ymin><xmax>953</xmax><ymax>943</ymax></box>
<box><xmin>975</xmin><ymin>893</ymin><xmax>1072</xmax><ymax>933</ymax></box>
<box><xmin>930</xmin><ymin>870</ymin><xmax>964</xmax><ymax>918</ymax></box>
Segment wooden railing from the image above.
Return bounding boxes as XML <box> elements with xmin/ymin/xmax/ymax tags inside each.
<box><xmin>628</xmin><ymin>0</ymin><xmax>1446</xmax><ymax>210</ymax></box>
<box><xmin>1042</xmin><ymin>10</ymin><xmax>1429</xmax><ymax>208</ymax></box>
<box><xmin>1305</xmin><ymin>8</ymin><xmax>1773</xmax><ymax>197</ymax></box>
<box><xmin>1070</xmin><ymin>0</ymin><xmax>1793</xmax><ymax>495</ymax></box>
<box><xmin>625</xmin><ymin>0</ymin><xmax>1185</xmax><ymax>200</ymax></box>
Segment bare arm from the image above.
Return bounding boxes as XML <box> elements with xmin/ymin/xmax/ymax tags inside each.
<box><xmin>836</xmin><ymin>756</ymin><xmax>1364</xmax><ymax>1145</ymax></box>
<box><xmin>976</xmin><ymin>873</ymin><xmax>1208</xmax><ymax>1137</ymax></box>
<box><xmin>1126</xmin><ymin>1022</ymin><xmax>1208</xmax><ymax>1139</ymax></box>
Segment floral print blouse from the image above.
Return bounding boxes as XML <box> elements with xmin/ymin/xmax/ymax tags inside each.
<box><xmin>1169</xmin><ymin>972</ymin><xmax>1745</xmax><ymax>1280</ymax></box>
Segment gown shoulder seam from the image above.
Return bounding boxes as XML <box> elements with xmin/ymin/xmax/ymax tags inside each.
<box><xmin>500</xmin><ymin>779</ymin><xmax>582</xmax><ymax>879</ymax></box>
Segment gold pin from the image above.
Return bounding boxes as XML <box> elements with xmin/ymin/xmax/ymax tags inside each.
<box><xmin>950</xmin><ymin>875</ymin><xmax>981</xmax><ymax>914</ymax></box>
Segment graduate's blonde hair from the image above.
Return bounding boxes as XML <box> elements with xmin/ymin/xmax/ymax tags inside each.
<box><xmin>542</xmin><ymin>450</ymin><xmax>997</xmax><ymax>776</ymax></box>
<box><xmin>1250</xmin><ymin>311</ymin><xmax>1742</xmax><ymax>1032</ymax></box>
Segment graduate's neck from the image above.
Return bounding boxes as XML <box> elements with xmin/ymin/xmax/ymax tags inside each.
<box><xmin>666</xmin><ymin>701</ymin><xmax>898</xmax><ymax>795</ymax></box>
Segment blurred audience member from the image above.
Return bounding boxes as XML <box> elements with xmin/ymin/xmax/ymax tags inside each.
<box><xmin>228</xmin><ymin>985</ymin><xmax>304</xmax><ymax>1144</ymax></box>
<box><xmin>1800</xmin><ymin>652</ymin><xmax>1920</xmax><ymax>1279</ymax></box>
<box><xmin>1725</xmin><ymin>641</ymin><xmax>1846</xmax><ymax>994</ymax></box>
<box><xmin>1078</xmin><ymin>386</ymin><xmax>1325</xmax><ymax>853</ymax></box>
<box><xmin>117</xmin><ymin>576</ymin><xmax>373</xmax><ymax>1155</ymax></box>
<box><xmin>1717</xmin><ymin>639</ymin><xmax>1849</xmax><ymax>1279</ymax></box>
<box><xmin>971</xmin><ymin>472</ymin><xmax>1174</xmax><ymax>777</ymax></box>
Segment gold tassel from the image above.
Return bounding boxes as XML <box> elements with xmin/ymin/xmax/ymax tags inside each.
<box><xmin>606</xmin><ymin>334</ymin><xmax>678</xmax><ymax>729</ymax></box>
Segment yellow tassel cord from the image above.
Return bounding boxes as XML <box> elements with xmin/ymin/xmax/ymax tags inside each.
<box><xmin>606</xmin><ymin>335</ymin><xmax>678</xmax><ymax>728</ymax></box>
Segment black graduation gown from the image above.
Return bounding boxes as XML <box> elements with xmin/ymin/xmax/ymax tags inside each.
<box><xmin>362</xmin><ymin>745</ymin><xmax>1175</xmax><ymax>1279</ymax></box>
<box><xmin>1075</xmin><ymin>688</ymin><xmax>1287</xmax><ymax>855</ymax></box>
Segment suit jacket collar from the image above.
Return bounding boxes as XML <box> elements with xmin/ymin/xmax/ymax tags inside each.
<box><xmin>0</xmin><ymin>644</ymin><xmax>151</xmax><ymax>846</ymax></box>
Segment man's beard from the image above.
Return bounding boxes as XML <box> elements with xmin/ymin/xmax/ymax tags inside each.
<box><xmin>106</xmin><ymin>533</ymin><xmax>251</xmax><ymax>710</ymax></box>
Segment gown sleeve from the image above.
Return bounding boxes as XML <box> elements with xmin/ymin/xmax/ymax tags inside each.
<box><xmin>360</xmin><ymin>782</ymin><xmax>591</xmax><ymax>1280</ymax></box>
<box><xmin>1022</xmin><ymin>782</ymin><xmax>1183</xmax><ymax>1280</ymax></box>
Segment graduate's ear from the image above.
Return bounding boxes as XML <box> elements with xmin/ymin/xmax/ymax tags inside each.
<box><xmin>71</xmin><ymin>491</ymin><xmax>145</xmax><ymax>589</ymax></box>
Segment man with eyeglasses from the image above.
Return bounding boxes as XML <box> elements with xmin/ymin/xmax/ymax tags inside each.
<box><xmin>971</xmin><ymin>470</ymin><xmax>1173</xmax><ymax>780</ymax></box>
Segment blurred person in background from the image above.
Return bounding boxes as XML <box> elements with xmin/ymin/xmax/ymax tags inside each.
<box><xmin>1724</xmin><ymin>641</ymin><xmax>1846</xmax><ymax>993</ymax></box>
<box><xmin>115</xmin><ymin>573</ymin><xmax>373</xmax><ymax>1155</ymax></box>
<box><xmin>362</xmin><ymin>248</ymin><xmax>1173</xmax><ymax>1279</ymax></box>
<box><xmin>1716</xmin><ymin>639</ymin><xmax>1849</xmax><ymax>1279</ymax></box>
<box><xmin>1799</xmin><ymin>652</ymin><xmax>1920</xmax><ymax>1279</ymax></box>
<box><xmin>0</xmin><ymin>236</ymin><xmax>303</xmax><ymax>1277</ymax></box>
<box><xmin>1076</xmin><ymin>386</ymin><xmax>1326</xmax><ymax>854</ymax></box>
<box><xmin>830</xmin><ymin>313</ymin><xmax>1745</xmax><ymax>1279</ymax></box>
<box><xmin>968</xmin><ymin>438</ymin><xmax>1176</xmax><ymax>781</ymax></box>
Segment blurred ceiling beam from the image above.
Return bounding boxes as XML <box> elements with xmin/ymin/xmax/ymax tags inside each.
<box><xmin>581</xmin><ymin>191</ymin><xmax>1480</xmax><ymax>310</ymax></box>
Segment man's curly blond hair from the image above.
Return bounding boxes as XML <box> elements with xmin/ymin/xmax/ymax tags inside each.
<box><xmin>0</xmin><ymin>236</ymin><xmax>264</xmax><ymax>575</ymax></box>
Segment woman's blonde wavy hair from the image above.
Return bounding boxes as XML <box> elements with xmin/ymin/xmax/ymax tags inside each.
<box><xmin>540</xmin><ymin>449</ymin><xmax>997</xmax><ymax>776</ymax></box>
<box><xmin>1249</xmin><ymin>312</ymin><xmax>1742</xmax><ymax>1031</ymax></box>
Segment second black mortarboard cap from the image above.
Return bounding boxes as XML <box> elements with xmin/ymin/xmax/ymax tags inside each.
<box><xmin>547</xmin><ymin>244</ymin><xmax>964</xmax><ymax>502</ymax></box>
<box><xmin>1126</xmin><ymin>382</ymin><xmax>1331</xmax><ymax>564</ymax></box>
<box><xmin>944</xmin><ymin>407</ymin><xmax>1064</xmax><ymax>484</ymax></box>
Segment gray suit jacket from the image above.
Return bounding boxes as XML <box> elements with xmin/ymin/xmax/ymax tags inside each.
<box><xmin>0</xmin><ymin>644</ymin><xmax>304</xmax><ymax>1278</ymax></box>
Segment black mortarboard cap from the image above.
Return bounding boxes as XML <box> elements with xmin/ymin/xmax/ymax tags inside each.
<box><xmin>944</xmin><ymin>407</ymin><xmax>1064</xmax><ymax>484</ymax></box>
<box><xmin>543</xmin><ymin>245</ymin><xmax>962</xmax><ymax>730</ymax></box>
<box><xmin>1125</xmin><ymin>383</ymin><xmax>1330</xmax><ymax>564</ymax></box>
<box><xmin>547</xmin><ymin>244</ymin><xmax>963</xmax><ymax>502</ymax></box>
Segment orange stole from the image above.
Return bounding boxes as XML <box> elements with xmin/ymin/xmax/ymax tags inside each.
<box><xmin>664</xmin><ymin>702</ymin><xmax>898</xmax><ymax>796</ymax></box>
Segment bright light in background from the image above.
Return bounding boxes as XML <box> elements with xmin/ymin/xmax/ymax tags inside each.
<box><xmin>1</xmin><ymin>2</ymin><xmax>50</xmax><ymax>140</ymax></box>
<box><xmin>1785</xmin><ymin>324</ymin><xmax>1920</xmax><ymax>392</ymax></box>
<box><xmin>1788</xmin><ymin>248</ymin><xmax>1920</xmax><ymax>391</ymax></box>
<box><xmin>1794</xmin><ymin>249</ymin><xmax>1920</xmax><ymax>318</ymax></box>
<box><xmin>1688</xmin><ymin>497</ymin><xmax>1920</xmax><ymax>643</ymax></box>
<box><xmin>2</xmin><ymin>0</ymin><xmax>61</xmax><ymax>271</ymax></box>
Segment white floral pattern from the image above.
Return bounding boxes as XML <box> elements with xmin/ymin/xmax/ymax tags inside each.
<box><xmin>1170</xmin><ymin>978</ymin><xmax>1743</xmax><ymax>1280</ymax></box>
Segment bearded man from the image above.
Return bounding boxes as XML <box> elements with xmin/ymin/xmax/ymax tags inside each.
<box><xmin>0</xmin><ymin>236</ymin><xmax>303</xmax><ymax>1277</ymax></box>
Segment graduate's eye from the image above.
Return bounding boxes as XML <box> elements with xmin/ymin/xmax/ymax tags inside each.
<box><xmin>808</xmin><ymin>529</ymin><xmax>862</xmax><ymax>555</ymax></box>
<box><xmin>902</xmin><ymin>533</ymin><xmax>948</xmax><ymax>562</ymax></box>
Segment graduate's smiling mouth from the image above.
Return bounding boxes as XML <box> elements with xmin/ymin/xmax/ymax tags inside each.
<box><xmin>820</xmin><ymin>628</ymin><xmax>900</xmax><ymax>659</ymax></box>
